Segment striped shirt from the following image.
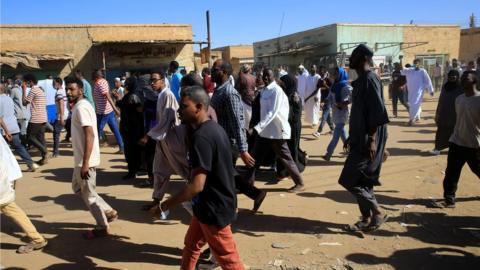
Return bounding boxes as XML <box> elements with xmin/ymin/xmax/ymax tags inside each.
<box><xmin>93</xmin><ymin>78</ymin><xmax>113</xmax><ymax>115</ymax></box>
<box><xmin>25</xmin><ymin>86</ymin><xmax>47</xmax><ymax>124</ymax></box>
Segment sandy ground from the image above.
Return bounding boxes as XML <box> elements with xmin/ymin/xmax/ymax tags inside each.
<box><xmin>1</xmin><ymin>96</ymin><xmax>479</xmax><ymax>270</ymax></box>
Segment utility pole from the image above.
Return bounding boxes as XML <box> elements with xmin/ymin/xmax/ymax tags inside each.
<box><xmin>469</xmin><ymin>13</ymin><xmax>476</xmax><ymax>28</ymax></box>
<box><xmin>206</xmin><ymin>10</ymin><xmax>212</xmax><ymax>68</ymax></box>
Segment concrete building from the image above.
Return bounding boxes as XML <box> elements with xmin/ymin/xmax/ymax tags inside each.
<box><xmin>254</xmin><ymin>23</ymin><xmax>460</xmax><ymax>77</ymax></box>
<box><xmin>200</xmin><ymin>45</ymin><xmax>254</xmax><ymax>73</ymax></box>
<box><xmin>0</xmin><ymin>24</ymin><xmax>195</xmax><ymax>82</ymax></box>
<box><xmin>459</xmin><ymin>27</ymin><xmax>480</xmax><ymax>63</ymax></box>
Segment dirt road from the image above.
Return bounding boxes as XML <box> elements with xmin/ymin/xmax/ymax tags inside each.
<box><xmin>1</xmin><ymin>97</ymin><xmax>479</xmax><ymax>270</ymax></box>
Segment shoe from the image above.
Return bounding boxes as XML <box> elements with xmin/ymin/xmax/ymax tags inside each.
<box><xmin>139</xmin><ymin>179</ymin><xmax>153</xmax><ymax>188</ymax></box>
<box><xmin>322</xmin><ymin>154</ymin><xmax>331</xmax><ymax>161</ymax></box>
<box><xmin>105</xmin><ymin>210</ymin><xmax>118</xmax><ymax>223</ymax></box>
<box><xmin>142</xmin><ymin>200</ymin><xmax>159</xmax><ymax>211</ymax></box>
<box><xmin>38</xmin><ymin>154</ymin><xmax>49</xmax><ymax>165</ymax></box>
<box><xmin>312</xmin><ymin>132</ymin><xmax>321</xmax><ymax>138</ymax></box>
<box><xmin>287</xmin><ymin>184</ymin><xmax>305</xmax><ymax>193</ymax></box>
<box><xmin>407</xmin><ymin>120</ymin><xmax>414</xmax><ymax>126</ymax></box>
<box><xmin>82</xmin><ymin>228</ymin><xmax>109</xmax><ymax>239</ymax></box>
<box><xmin>444</xmin><ymin>198</ymin><xmax>456</xmax><ymax>208</ymax></box>
<box><xmin>17</xmin><ymin>239</ymin><xmax>48</xmax><ymax>253</ymax></box>
<box><xmin>428</xmin><ymin>149</ymin><xmax>440</xmax><ymax>156</ymax></box>
<box><xmin>116</xmin><ymin>149</ymin><xmax>124</xmax><ymax>154</ymax></box>
<box><xmin>27</xmin><ymin>163</ymin><xmax>40</xmax><ymax>172</ymax></box>
<box><xmin>122</xmin><ymin>173</ymin><xmax>136</xmax><ymax>180</ymax></box>
<box><xmin>253</xmin><ymin>190</ymin><xmax>267</xmax><ymax>213</ymax></box>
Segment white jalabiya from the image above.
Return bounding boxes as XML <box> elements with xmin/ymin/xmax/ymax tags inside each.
<box><xmin>401</xmin><ymin>68</ymin><xmax>433</xmax><ymax>121</ymax></box>
<box><xmin>303</xmin><ymin>74</ymin><xmax>321</xmax><ymax>125</ymax></box>
<box><xmin>296</xmin><ymin>70</ymin><xmax>309</xmax><ymax>104</ymax></box>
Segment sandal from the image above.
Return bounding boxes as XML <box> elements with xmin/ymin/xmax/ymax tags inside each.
<box><xmin>82</xmin><ymin>229</ymin><xmax>109</xmax><ymax>240</ymax></box>
<box><xmin>16</xmin><ymin>240</ymin><xmax>48</xmax><ymax>254</ymax></box>
<box><xmin>345</xmin><ymin>219</ymin><xmax>370</xmax><ymax>232</ymax></box>
<box><xmin>105</xmin><ymin>210</ymin><xmax>118</xmax><ymax>223</ymax></box>
<box><xmin>365</xmin><ymin>214</ymin><xmax>389</xmax><ymax>232</ymax></box>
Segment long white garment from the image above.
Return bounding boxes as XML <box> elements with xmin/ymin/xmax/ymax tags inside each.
<box><xmin>0</xmin><ymin>135</ymin><xmax>22</xmax><ymax>205</ymax></box>
<box><xmin>296</xmin><ymin>70</ymin><xmax>309</xmax><ymax>104</ymax></box>
<box><xmin>304</xmin><ymin>74</ymin><xmax>321</xmax><ymax>125</ymax></box>
<box><xmin>401</xmin><ymin>68</ymin><xmax>433</xmax><ymax>121</ymax></box>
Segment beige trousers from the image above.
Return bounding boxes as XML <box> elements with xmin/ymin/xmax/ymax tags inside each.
<box><xmin>1</xmin><ymin>202</ymin><xmax>45</xmax><ymax>243</ymax></box>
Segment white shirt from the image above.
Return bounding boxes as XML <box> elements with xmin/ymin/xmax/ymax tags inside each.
<box><xmin>0</xmin><ymin>94</ymin><xmax>20</xmax><ymax>135</ymax></box>
<box><xmin>254</xmin><ymin>81</ymin><xmax>291</xmax><ymax>139</ymax></box>
<box><xmin>72</xmin><ymin>99</ymin><xmax>100</xmax><ymax>168</ymax></box>
<box><xmin>55</xmin><ymin>88</ymin><xmax>69</xmax><ymax>120</ymax></box>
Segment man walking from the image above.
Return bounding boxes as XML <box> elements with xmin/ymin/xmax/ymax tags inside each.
<box><xmin>0</xmin><ymin>130</ymin><xmax>47</xmax><ymax>253</ymax></box>
<box><xmin>210</xmin><ymin>59</ymin><xmax>266</xmax><ymax>212</ymax></box>
<box><xmin>160</xmin><ymin>85</ymin><xmax>245</xmax><ymax>270</ymax></box>
<box><xmin>296</xmin><ymin>65</ymin><xmax>309</xmax><ymax>104</ymax></box>
<box><xmin>168</xmin><ymin>61</ymin><xmax>183</xmax><ymax>101</ymax></box>
<box><xmin>246</xmin><ymin>68</ymin><xmax>306</xmax><ymax>193</ymax></box>
<box><xmin>433</xmin><ymin>61</ymin><xmax>443</xmax><ymax>92</ymax></box>
<box><xmin>438</xmin><ymin>71</ymin><xmax>480</xmax><ymax>208</ymax></box>
<box><xmin>9</xmin><ymin>78</ymin><xmax>29</xmax><ymax>144</ymax></box>
<box><xmin>22</xmin><ymin>74</ymin><xmax>49</xmax><ymax>165</ymax></box>
<box><xmin>401</xmin><ymin>59</ymin><xmax>434</xmax><ymax>125</ymax></box>
<box><xmin>304</xmin><ymin>65</ymin><xmax>322</xmax><ymax>126</ymax></box>
<box><xmin>66</xmin><ymin>78</ymin><xmax>118</xmax><ymax>239</ymax></box>
<box><xmin>340</xmin><ymin>44</ymin><xmax>389</xmax><ymax>232</ymax></box>
<box><xmin>52</xmin><ymin>77</ymin><xmax>68</xmax><ymax>157</ymax></box>
<box><xmin>390</xmin><ymin>62</ymin><xmax>409</xmax><ymax>117</ymax></box>
<box><xmin>92</xmin><ymin>70</ymin><xmax>124</xmax><ymax>153</ymax></box>
<box><xmin>0</xmin><ymin>83</ymin><xmax>38</xmax><ymax>171</ymax></box>
<box><xmin>74</xmin><ymin>70</ymin><xmax>95</xmax><ymax>108</ymax></box>
<box><xmin>139</xmin><ymin>71</ymin><xmax>189</xmax><ymax>210</ymax></box>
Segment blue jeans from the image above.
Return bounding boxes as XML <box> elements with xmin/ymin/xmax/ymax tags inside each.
<box><xmin>9</xmin><ymin>133</ymin><xmax>34</xmax><ymax>167</ymax></box>
<box><xmin>326</xmin><ymin>123</ymin><xmax>348</xmax><ymax>158</ymax></box>
<box><xmin>53</xmin><ymin>120</ymin><xmax>65</xmax><ymax>155</ymax></box>
<box><xmin>97</xmin><ymin>112</ymin><xmax>124</xmax><ymax>150</ymax></box>
<box><xmin>317</xmin><ymin>103</ymin><xmax>334</xmax><ymax>133</ymax></box>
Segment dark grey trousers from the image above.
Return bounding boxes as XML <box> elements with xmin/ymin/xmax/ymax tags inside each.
<box><xmin>341</xmin><ymin>183</ymin><xmax>379</xmax><ymax>218</ymax></box>
<box><xmin>245</xmin><ymin>136</ymin><xmax>304</xmax><ymax>186</ymax></box>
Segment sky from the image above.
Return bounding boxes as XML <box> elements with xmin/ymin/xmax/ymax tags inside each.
<box><xmin>1</xmin><ymin>0</ymin><xmax>479</xmax><ymax>49</ymax></box>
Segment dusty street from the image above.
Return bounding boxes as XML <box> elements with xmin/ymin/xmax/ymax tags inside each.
<box><xmin>1</xmin><ymin>96</ymin><xmax>479</xmax><ymax>270</ymax></box>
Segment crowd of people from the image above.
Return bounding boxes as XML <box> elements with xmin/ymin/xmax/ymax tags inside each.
<box><xmin>1</xmin><ymin>47</ymin><xmax>479</xmax><ymax>270</ymax></box>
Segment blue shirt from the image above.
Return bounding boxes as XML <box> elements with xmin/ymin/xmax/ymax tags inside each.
<box><xmin>170</xmin><ymin>72</ymin><xmax>183</xmax><ymax>101</ymax></box>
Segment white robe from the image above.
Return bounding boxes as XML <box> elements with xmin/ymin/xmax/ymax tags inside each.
<box><xmin>296</xmin><ymin>71</ymin><xmax>309</xmax><ymax>104</ymax></box>
<box><xmin>303</xmin><ymin>74</ymin><xmax>321</xmax><ymax>125</ymax></box>
<box><xmin>401</xmin><ymin>68</ymin><xmax>433</xmax><ymax>121</ymax></box>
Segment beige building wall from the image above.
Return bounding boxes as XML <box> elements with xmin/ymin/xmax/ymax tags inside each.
<box><xmin>1</xmin><ymin>24</ymin><xmax>194</xmax><ymax>78</ymax></box>
<box><xmin>401</xmin><ymin>25</ymin><xmax>460</xmax><ymax>65</ymax></box>
<box><xmin>459</xmin><ymin>27</ymin><xmax>480</xmax><ymax>62</ymax></box>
